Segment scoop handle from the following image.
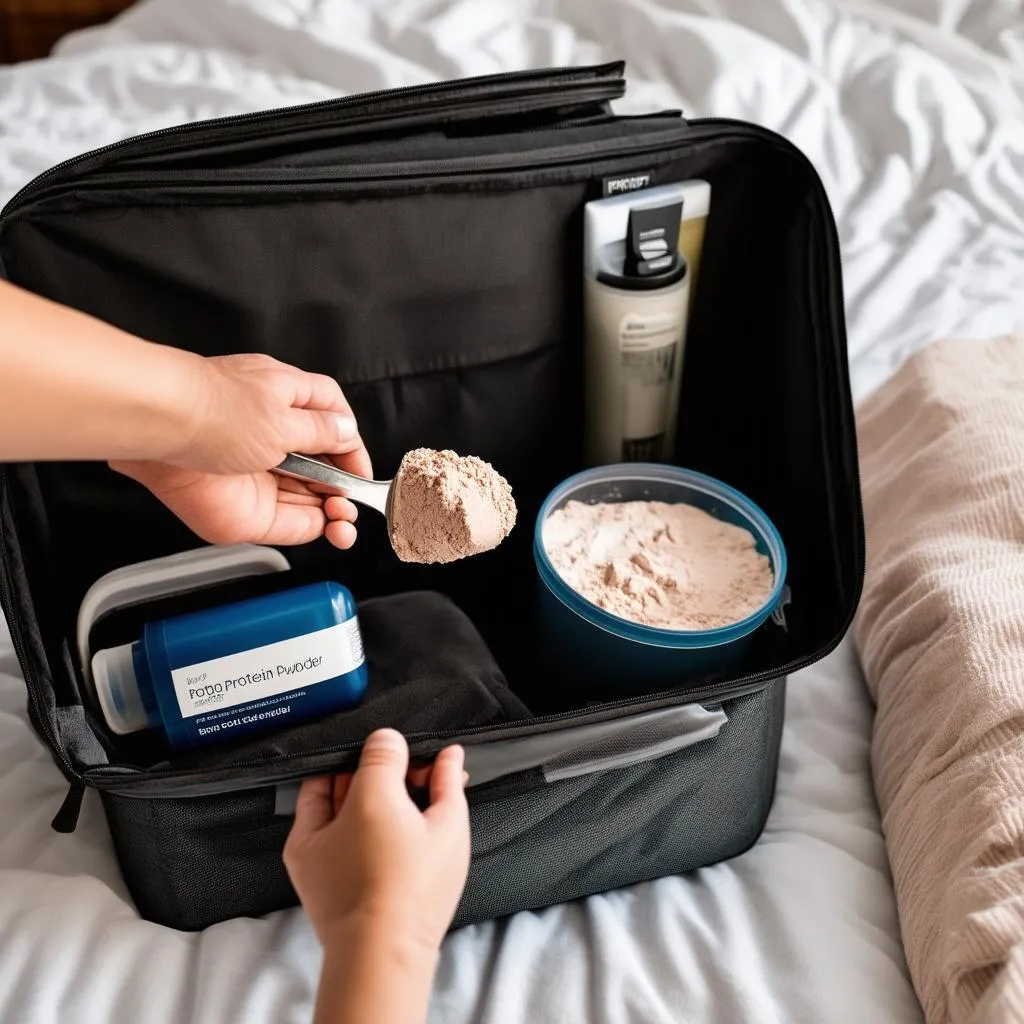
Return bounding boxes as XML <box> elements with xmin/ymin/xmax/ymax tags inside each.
<box><xmin>274</xmin><ymin>454</ymin><xmax>391</xmax><ymax>517</ymax></box>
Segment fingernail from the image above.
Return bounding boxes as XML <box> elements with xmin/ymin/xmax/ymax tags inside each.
<box><xmin>333</xmin><ymin>414</ymin><xmax>358</xmax><ymax>441</ymax></box>
<box><xmin>367</xmin><ymin>727</ymin><xmax>403</xmax><ymax>745</ymax></box>
<box><xmin>462</xmin><ymin>771</ymin><xmax>470</xmax><ymax>787</ymax></box>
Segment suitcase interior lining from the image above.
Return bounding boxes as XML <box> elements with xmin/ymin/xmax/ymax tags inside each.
<box><xmin>0</xmin><ymin>134</ymin><xmax>856</xmax><ymax>775</ymax></box>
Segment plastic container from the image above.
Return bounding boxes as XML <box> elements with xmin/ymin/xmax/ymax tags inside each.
<box><xmin>76</xmin><ymin>543</ymin><xmax>292</xmax><ymax>703</ymax></box>
<box><xmin>91</xmin><ymin>581</ymin><xmax>367</xmax><ymax>751</ymax></box>
<box><xmin>533</xmin><ymin>464</ymin><xmax>787</xmax><ymax>698</ymax></box>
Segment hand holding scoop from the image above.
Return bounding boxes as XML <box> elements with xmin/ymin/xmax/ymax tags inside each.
<box><xmin>275</xmin><ymin>448</ymin><xmax>516</xmax><ymax>564</ymax></box>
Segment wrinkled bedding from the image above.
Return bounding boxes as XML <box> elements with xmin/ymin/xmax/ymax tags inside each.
<box><xmin>2</xmin><ymin>0</ymin><xmax>1023</xmax><ymax>1020</ymax></box>
<box><xmin>855</xmin><ymin>334</ymin><xmax>1024</xmax><ymax>1024</ymax></box>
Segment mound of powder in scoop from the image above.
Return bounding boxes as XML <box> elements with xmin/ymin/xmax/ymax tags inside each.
<box><xmin>389</xmin><ymin>448</ymin><xmax>517</xmax><ymax>564</ymax></box>
<box><xmin>542</xmin><ymin>500</ymin><xmax>773</xmax><ymax>630</ymax></box>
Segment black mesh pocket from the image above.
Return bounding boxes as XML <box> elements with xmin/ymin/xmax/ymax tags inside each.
<box><xmin>101</xmin><ymin>787</ymin><xmax>294</xmax><ymax>930</ymax></box>
<box><xmin>100</xmin><ymin>680</ymin><xmax>785</xmax><ymax>931</ymax></box>
<box><xmin>453</xmin><ymin>679</ymin><xmax>786</xmax><ymax>927</ymax></box>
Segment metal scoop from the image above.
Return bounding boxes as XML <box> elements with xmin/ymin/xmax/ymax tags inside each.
<box><xmin>274</xmin><ymin>453</ymin><xmax>395</xmax><ymax>526</ymax></box>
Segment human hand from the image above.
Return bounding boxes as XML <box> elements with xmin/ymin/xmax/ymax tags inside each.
<box><xmin>110</xmin><ymin>353</ymin><xmax>372</xmax><ymax>548</ymax></box>
<box><xmin>283</xmin><ymin>729</ymin><xmax>471</xmax><ymax>955</ymax></box>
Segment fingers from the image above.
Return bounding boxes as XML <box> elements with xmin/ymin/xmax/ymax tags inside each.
<box><xmin>279</xmin><ymin>368</ymin><xmax>374</xmax><ymax>479</ymax></box>
<box><xmin>424</xmin><ymin>745</ymin><xmax>469</xmax><ymax>826</ymax></box>
<box><xmin>258</xmin><ymin>500</ymin><xmax>328</xmax><ymax>546</ymax></box>
<box><xmin>332</xmin><ymin>773</ymin><xmax>353</xmax><ymax>815</ymax></box>
<box><xmin>284</xmin><ymin>407</ymin><xmax>361</xmax><ymax>458</ymax></box>
<box><xmin>288</xmin><ymin>369</ymin><xmax>352</xmax><ymax>415</ymax></box>
<box><xmin>324</xmin><ymin>495</ymin><xmax>358</xmax><ymax>523</ymax></box>
<box><xmin>271</xmin><ymin>476</ymin><xmax>361</xmax><ymax>549</ymax></box>
<box><xmin>404</xmin><ymin>762</ymin><xmax>469</xmax><ymax>791</ymax></box>
<box><xmin>282</xmin><ymin>410</ymin><xmax>374</xmax><ymax>484</ymax></box>
<box><xmin>289</xmin><ymin>776</ymin><xmax>335</xmax><ymax>839</ymax></box>
<box><xmin>355</xmin><ymin>728</ymin><xmax>410</xmax><ymax>787</ymax></box>
<box><xmin>333</xmin><ymin>442</ymin><xmax>374</xmax><ymax>483</ymax></box>
<box><xmin>324</xmin><ymin>494</ymin><xmax>359</xmax><ymax>547</ymax></box>
<box><xmin>268</xmin><ymin>486</ymin><xmax>357</xmax><ymax>548</ymax></box>
<box><xmin>275</xmin><ymin>475</ymin><xmax>329</xmax><ymax>503</ymax></box>
<box><xmin>325</xmin><ymin>519</ymin><xmax>357</xmax><ymax>550</ymax></box>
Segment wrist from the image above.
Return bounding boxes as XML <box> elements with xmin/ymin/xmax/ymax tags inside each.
<box><xmin>322</xmin><ymin>910</ymin><xmax>442</xmax><ymax>972</ymax></box>
<box><xmin>125</xmin><ymin>342</ymin><xmax>211</xmax><ymax>464</ymax></box>
<box><xmin>314</xmin><ymin>912</ymin><xmax>439</xmax><ymax>1024</ymax></box>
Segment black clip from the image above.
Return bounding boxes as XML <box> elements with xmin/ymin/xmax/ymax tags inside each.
<box><xmin>51</xmin><ymin>780</ymin><xmax>86</xmax><ymax>833</ymax></box>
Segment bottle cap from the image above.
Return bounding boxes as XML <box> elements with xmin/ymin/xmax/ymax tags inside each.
<box><xmin>91</xmin><ymin>643</ymin><xmax>156</xmax><ymax>735</ymax></box>
<box><xmin>624</xmin><ymin>199</ymin><xmax>685</xmax><ymax>279</ymax></box>
<box><xmin>595</xmin><ymin>198</ymin><xmax>688</xmax><ymax>291</ymax></box>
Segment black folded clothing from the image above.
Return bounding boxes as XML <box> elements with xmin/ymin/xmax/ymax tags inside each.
<box><xmin>359</xmin><ymin>590</ymin><xmax>532</xmax><ymax>728</ymax></box>
<box><xmin>171</xmin><ymin>589</ymin><xmax>531</xmax><ymax>768</ymax></box>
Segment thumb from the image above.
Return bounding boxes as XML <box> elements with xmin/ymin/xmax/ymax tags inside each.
<box><xmin>352</xmin><ymin>729</ymin><xmax>410</xmax><ymax>791</ymax></box>
<box><xmin>283</xmin><ymin>408</ymin><xmax>361</xmax><ymax>458</ymax></box>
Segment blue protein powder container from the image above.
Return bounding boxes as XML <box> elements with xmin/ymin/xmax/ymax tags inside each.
<box><xmin>90</xmin><ymin>582</ymin><xmax>367</xmax><ymax>751</ymax></box>
<box><xmin>534</xmin><ymin>465</ymin><xmax>787</xmax><ymax>698</ymax></box>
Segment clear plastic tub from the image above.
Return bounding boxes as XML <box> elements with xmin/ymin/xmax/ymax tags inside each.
<box><xmin>533</xmin><ymin>464</ymin><xmax>788</xmax><ymax>698</ymax></box>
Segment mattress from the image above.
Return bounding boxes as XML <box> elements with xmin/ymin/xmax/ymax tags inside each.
<box><xmin>2</xmin><ymin>1</ymin><xmax>1022</xmax><ymax>1021</ymax></box>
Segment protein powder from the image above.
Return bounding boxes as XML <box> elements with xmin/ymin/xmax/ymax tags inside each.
<box><xmin>541</xmin><ymin>499</ymin><xmax>773</xmax><ymax>630</ymax></box>
<box><xmin>389</xmin><ymin>448</ymin><xmax>517</xmax><ymax>564</ymax></box>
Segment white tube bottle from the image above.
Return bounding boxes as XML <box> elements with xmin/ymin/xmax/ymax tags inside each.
<box><xmin>583</xmin><ymin>181</ymin><xmax>709</xmax><ymax>466</ymax></box>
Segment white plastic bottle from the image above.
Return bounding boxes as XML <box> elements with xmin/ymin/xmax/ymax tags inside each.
<box><xmin>583</xmin><ymin>180</ymin><xmax>710</xmax><ymax>465</ymax></box>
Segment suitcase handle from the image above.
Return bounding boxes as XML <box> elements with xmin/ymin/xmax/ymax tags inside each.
<box><xmin>460</xmin><ymin>703</ymin><xmax>727</xmax><ymax>787</ymax></box>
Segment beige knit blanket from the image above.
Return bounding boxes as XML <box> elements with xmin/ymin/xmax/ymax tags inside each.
<box><xmin>854</xmin><ymin>335</ymin><xmax>1024</xmax><ymax>1024</ymax></box>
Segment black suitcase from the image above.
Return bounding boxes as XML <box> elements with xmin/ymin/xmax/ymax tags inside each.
<box><xmin>0</xmin><ymin>62</ymin><xmax>863</xmax><ymax>931</ymax></box>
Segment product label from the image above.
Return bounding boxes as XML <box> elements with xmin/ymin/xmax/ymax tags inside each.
<box><xmin>169</xmin><ymin>619</ymin><xmax>364</xmax><ymax>720</ymax></box>
<box><xmin>619</xmin><ymin>311</ymin><xmax>682</xmax><ymax>461</ymax></box>
<box><xmin>601</xmin><ymin>170</ymin><xmax>654</xmax><ymax>196</ymax></box>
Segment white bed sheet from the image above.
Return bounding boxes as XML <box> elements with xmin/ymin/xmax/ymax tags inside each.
<box><xmin>1</xmin><ymin>1</ymin><xmax>1022</xmax><ymax>1021</ymax></box>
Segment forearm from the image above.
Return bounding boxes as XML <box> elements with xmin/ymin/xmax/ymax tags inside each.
<box><xmin>314</xmin><ymin>921</ymin><xmax>438</xmax><ymax>1024</ymax></box>
<box><xmin>0</xmin><ymin>280</ymin><xmax>204</xmax><ymax>463</ymax></box>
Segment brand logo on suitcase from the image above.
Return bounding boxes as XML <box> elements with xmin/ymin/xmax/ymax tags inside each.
<box><xmin>602</xmin><ymin>170</ymin><xmax>654</xmax><ymax>196</ymax></box>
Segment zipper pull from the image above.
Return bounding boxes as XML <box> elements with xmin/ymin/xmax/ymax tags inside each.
<box><xmin>770</xmin><ymin>585</ymin><xmax>793</xmax><ymax>632</ymax></box>
<box><xmin>51</xmin><ymin>780</ymin><xmax>86</xmax><ymax>833</ymax></box>
<box><xmin>274</xmin><ymin>782</ymin><xmax>299</xmax><ymax>817</ymax></box>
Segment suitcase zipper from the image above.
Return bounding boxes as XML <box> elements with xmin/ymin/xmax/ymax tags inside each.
<box><xmin>91</xmin><ymin>616</ymin><xmax>847</xmax><ymax>799</ymax></box>
<box><xmin>0</xmin><ymin>63</ymin><xmax>626</xmax><ymax>216</ymax></box>
<box><xmin>0</xmin><ymin>497</ymin><xmax>80</xmax><ymax>785</ymax></box>
<box><xmin>2</xmin><ymin>122</ymin><xmax>697</xmax><ymax>212</ymax></box>
<box><xmin>86</xmin><ymin>674</ymin><xmax>780</xmax><ymax>798</ymax></box>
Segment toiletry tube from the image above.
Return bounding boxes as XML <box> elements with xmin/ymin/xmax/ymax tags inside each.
<box><xmin>583</xmin><ymin>180</ymin><xmax>710</xmax><ymax>466</ymax></box>
<box><xmin>676</xmin><ymin>183</ymin><xmax>710</xmax><ymax>300</ymax></box>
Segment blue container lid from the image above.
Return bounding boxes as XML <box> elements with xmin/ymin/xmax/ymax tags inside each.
<box><xmin>533</xmin><ymin>464</ymin><xmax>788</xmax><ymax>650</ymax></box>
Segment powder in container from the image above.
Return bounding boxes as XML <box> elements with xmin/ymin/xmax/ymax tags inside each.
<box><xmin>541</xmin><ymin>499</ymin><xmax>773</xmax><ymax>630</ymax></box>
